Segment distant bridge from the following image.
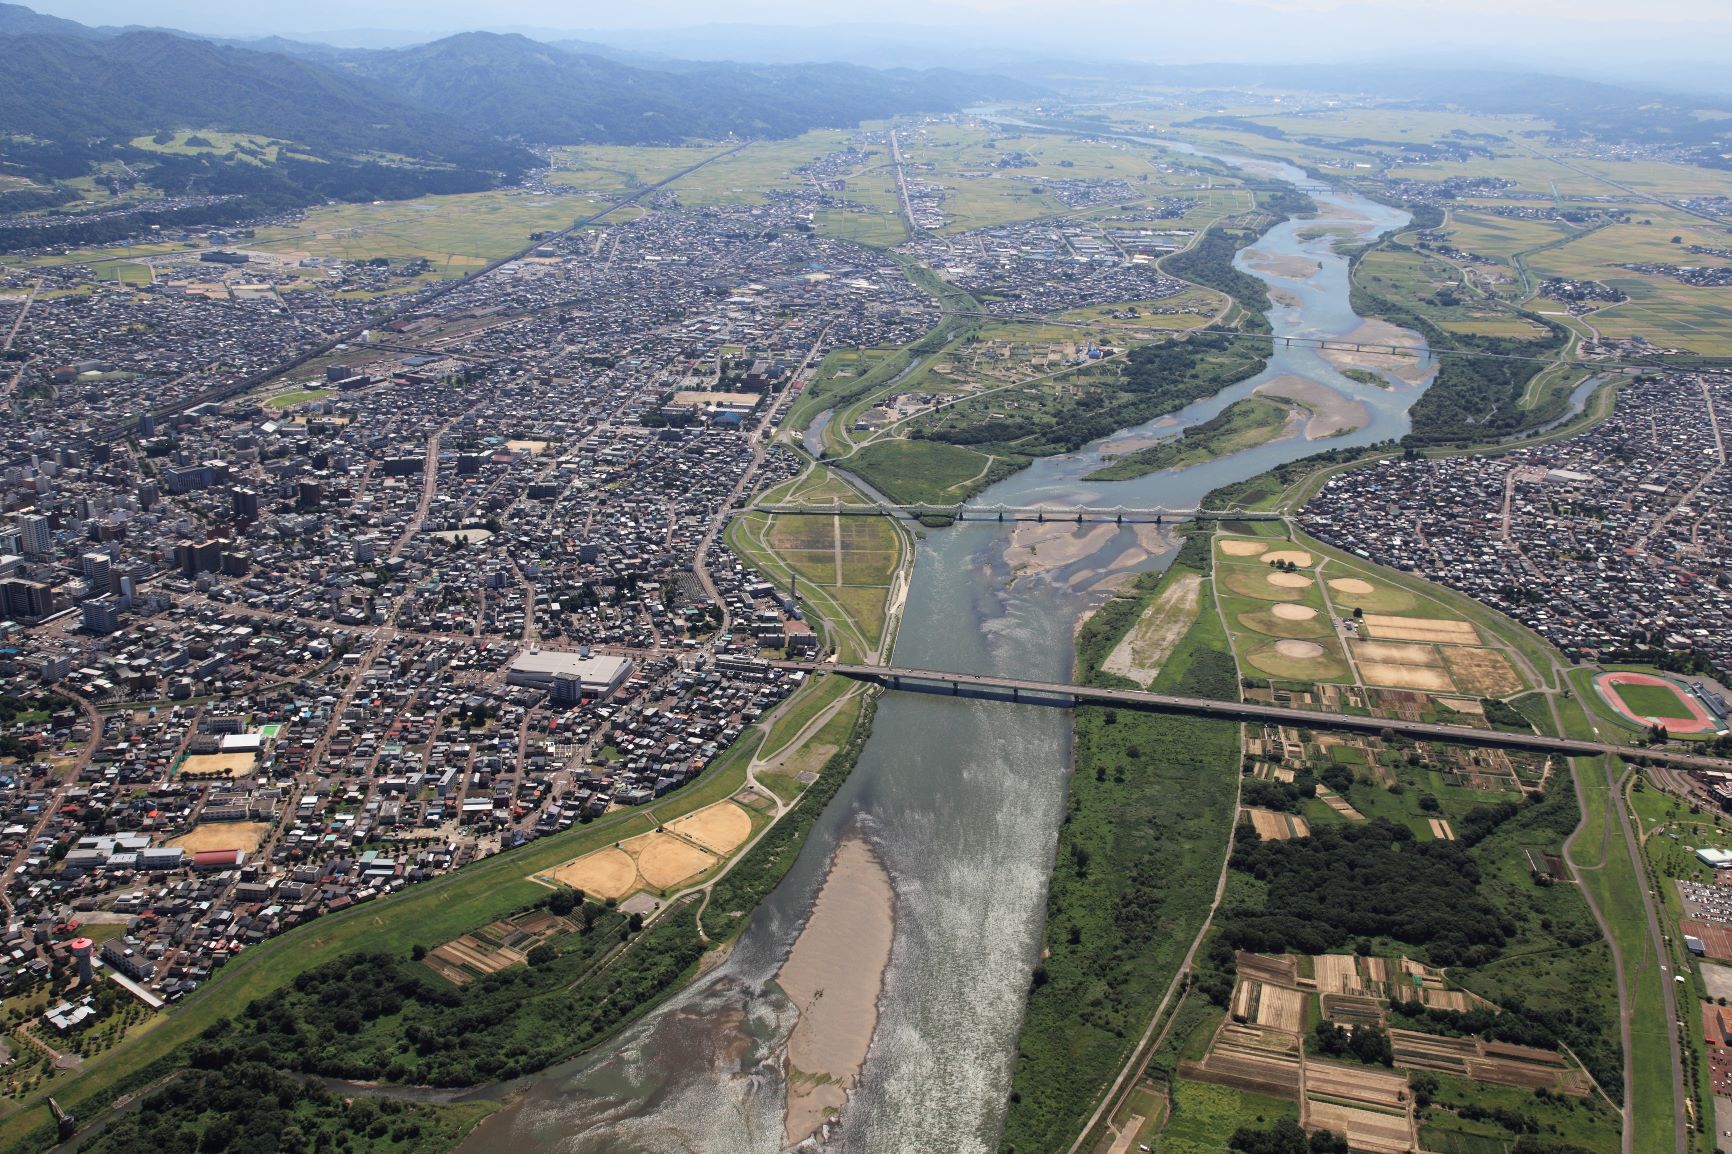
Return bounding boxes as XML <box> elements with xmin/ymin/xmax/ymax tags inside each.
<box><xmin>773</xmin><ymin>660</ymin><xmax>1732</xmax><ymax>772</ymax></box>
<box><xmin>750</xmin><ymin>501</ymin><xmax>1283</xmax><ymax>525</ymax></box>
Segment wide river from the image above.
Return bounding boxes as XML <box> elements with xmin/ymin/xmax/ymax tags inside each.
<box><xmin>457</xmin><ymin>136</ymin><xmax>1431</xmax><ymax>1154</ymax></box>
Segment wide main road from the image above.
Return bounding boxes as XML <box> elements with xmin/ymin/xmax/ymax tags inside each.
<box><xmin>774</xmin><ymin>660</ymin><xmax>1732</xmax><ymax>771</ymax></box>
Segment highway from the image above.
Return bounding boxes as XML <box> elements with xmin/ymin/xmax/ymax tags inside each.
<box><xmin>774</xmin><ymin>661</ymin><xmax>1732</xmax><ymax>771</ymax></box>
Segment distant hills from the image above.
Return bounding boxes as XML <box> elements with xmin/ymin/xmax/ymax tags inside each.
<box><xmin>0</xmin><ymin>1</ymin><xmax>1031</xmax><ymax>222</ymax></box>
<box><xmin>341</xmin><ymin>31</ymin><xmax>1031</xmax><ymax>145</ymax></box>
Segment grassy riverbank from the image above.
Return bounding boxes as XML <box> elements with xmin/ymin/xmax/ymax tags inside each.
<box><xmin>999</xmin><ymin>535</ymin><xmax>1242</xmax><ymax>1153</ymax></box>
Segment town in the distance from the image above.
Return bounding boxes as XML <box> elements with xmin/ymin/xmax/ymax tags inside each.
<box><xmin>0</xmin><ymin>1</ymin><xmax>1730</xmax><ymax>1152</ymax></box>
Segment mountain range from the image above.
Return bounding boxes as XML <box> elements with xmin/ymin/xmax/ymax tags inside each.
<box><xmin>0</xmin><ymin>1</ymin><xmax>1031</xmax><ymax>222</ymax></box>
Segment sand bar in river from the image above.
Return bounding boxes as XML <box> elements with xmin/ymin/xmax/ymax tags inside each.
<box><xmin>1319</xmin><ymin>318</ymin><xmax>1433</xmax><ymax>386</ymax></box>
<box><xmin>779</xmin><ymin>837</ymin><xmax>895</xmax><ymax>1146</ymax></box>
<box><xmin>1255</xmin><ymin>375</ymin><xmax>1368</xmax><ymax>440</ymax></box>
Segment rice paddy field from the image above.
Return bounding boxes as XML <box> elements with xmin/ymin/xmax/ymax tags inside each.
<box><xmin>245</xmin><ymin>190</ymin><xmax>612</xmax><ymax>277</ymax></box>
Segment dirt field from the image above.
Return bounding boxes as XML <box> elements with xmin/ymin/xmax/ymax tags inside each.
<box><xmin>1328</xmin><ymin>578</ymin><xmax>1376</xmax><ymax>596</ymax></box>
<box><xmin>1267</xmin><ymin>572</ymin><xmax>1313</xmax><ymax>589</ymax></box>
<box><xmin>1219</xmin><ymin>539</ymin><xmax>1269</xmax><ymax>557</ymax></box>
<box><xmin>168</xmin><ymin>821</ymin><xmax>271</xmax><ymax>854</ymax></box>
<box><xmin>1246</xmin><ymin>807</ymin><xmax>1310</xmax><ymax>841</ymax></box>
<box><xmin>1222</xmin><ymin>566</ymin><xmax>1306</xmax><ymax>602</ymax></box>
<box><xmin>628</xmin><ymin>831</ymin><xmax>716</xmax><ymax>889</ymax></box>
<box><xmin>179</xmin><ymin>752</ymin><xmax>257</xmax><ymax>778</ymax></box>
<box><xmin>550</xmin><ymin>847</ymin><xmax>638</xmax><ymax>899</ymax></box>
<box><xmin>1357</xmin><ymin>661</ymin><xmax>1456</xmax><ymax>692</ymax></box>
<box><xmin>1441</xmin><ymin>647</ymin><xmax>1524</xmax><ymax>697</ymax></box>
<box><xmin>668</xmin><ymin>801</ymin><xmax>753</xmax><ymax>855</ymax></box>
<box><xmin>1360</xmin><ymin>614</ymin><xmax>1480</xmax><ymax>645</ymax></box>
<box><xmin>1262</xmin><ymin>550</ymin><xmax>1313</xmax><ymax>567</ymax></box>
<box><xmin>1351</xmin><ymin>640</ymin><xmax>1442</xmax><ymax>666</ymax></box>
<box><xmin>1274</xmin><ymin>639</ymin><xmax>1325</xmax><ymax>659</ymax></box>
<box><xmin>1102</xmin><ymin>572</ymin><xmax>1202</xmax><ymax>685</ymax></box>
<box><xmin>1429</xmin><ymin>818</ymin><xmax>1456</xmax><ymax>841</ymax></box>
<box><xmin>1272</xmin><ymin>603</ymin><xmax>1318</xmax><ymax>621</ymax></box>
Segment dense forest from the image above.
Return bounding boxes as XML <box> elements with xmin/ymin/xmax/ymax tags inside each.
<box><xmin>82</xmin><ymin>1063</ymin><xmax>483</xmax><ymax>1154</ymax></box>
<box><xmin>211</xmin><ymin>903</ymin><xmax>704</xmax><ymax>1086</ymax></box>
<box><xmin>346</xmin><ymin>32</ymin><xmax>1033</xmax><ymax>145</ymax></box>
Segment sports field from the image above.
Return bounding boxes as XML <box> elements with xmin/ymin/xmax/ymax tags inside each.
<box><xmin>542</xmin><ymin>799</ymin><xmax>756</xmax><ymax>899</ymax></box>
<box><xmin>1595</xmin><ymin>671</ymin><xmax>1719</xmax><ymax>734</ymax></box>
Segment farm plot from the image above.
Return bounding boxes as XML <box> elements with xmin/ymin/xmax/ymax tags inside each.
<box><xmin>1391</xmin><ymin>1030</ymin><xmax>1588</xmax><ymax>1093</ymax></box>
<box><xmin>1186</xmin><ymin>1022</ymin><xmax>1303</xmax><ymax>1099</ymax></box>
<box><xmin>1304</xmin><ymin>1098</ymin><xmax>1413</xmax><ymax>1154</ymax></box>
<box><xmin>425</xmin><ymin>910</ymin><xmax>576</xmax><ymax>985</ymax></box>
<box><xmin>1231</xmin><ymin>978</ymin><xmax>1306</xmax><ymax>1032</ymax></box>
<box><xmin>1244</xmin><ymin>807</ymin><xmax>1310</xmax><ymax>841</ymax></box>
<box><xmin>1439</xmin><ymin>647</ymin><xmax>1525</xmax><ymax>697</ymax></box>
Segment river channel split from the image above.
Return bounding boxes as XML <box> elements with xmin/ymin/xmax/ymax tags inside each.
<box><xmin>455</xmin><ymin>137</ymin><xmax>1433</xmax><ymax>1154</ymax></box>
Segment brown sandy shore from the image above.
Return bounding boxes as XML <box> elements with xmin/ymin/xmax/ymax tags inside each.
<box><xmin>1255</xmin><ymin>374</ymin><xmax>1368</xmax><ymax>439</ymax></box>
<box><xmin>1319</xmin><ymin>318</ymin><xmax>1434</xmax><ymax>386</ymax></box>
<box><xmin>1006</xmin><ymin>521</ymin><xmax>1171</xmax><ymax>584</ymax></box>
<box><xmin>778</xmin><ymin>837</ymin><xmax>895</xmax><ymax>1147</ymax></box>
<box><xmin>1243</xmin><ymin>248</ymin><xmax>1322</xmax><ymax>279</ymax></box>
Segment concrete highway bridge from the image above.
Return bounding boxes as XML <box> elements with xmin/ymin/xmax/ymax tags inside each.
<box><xmin>750</xmin><ymin>502</ymin><xmax>1283</xmax><ymax>525</ymax></box>
<box><xmin>773</xmin><ymin>660</ymin><xmax>1732</xmax><ymax>772</ymax></box>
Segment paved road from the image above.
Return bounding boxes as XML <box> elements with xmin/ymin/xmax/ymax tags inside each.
<box><xmin>774</xmin><ymin>660</ymin><xmax>1732</xmax><ymax>771</ymax></box>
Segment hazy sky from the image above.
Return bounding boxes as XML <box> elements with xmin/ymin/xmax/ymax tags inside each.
<box><xmin>22</xmin><ymin>0</ymin><xmax>1732</xmax><ymax>74</ymax></box>
<box><xmin>27</xmin><ymin>0</ymin><xmax>1732</xmax><ymax>29</ymax></box>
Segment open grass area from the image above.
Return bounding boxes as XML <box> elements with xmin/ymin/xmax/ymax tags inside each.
<box><xmin>1572</xmin><ymin>755</ymin><xmax>1675</xmax><ymax>1153</ymax></box>
<box><xmin>842</xmin><ymin>439</ymin><xmax>1014</xmax><ymax>505</ymax></box>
